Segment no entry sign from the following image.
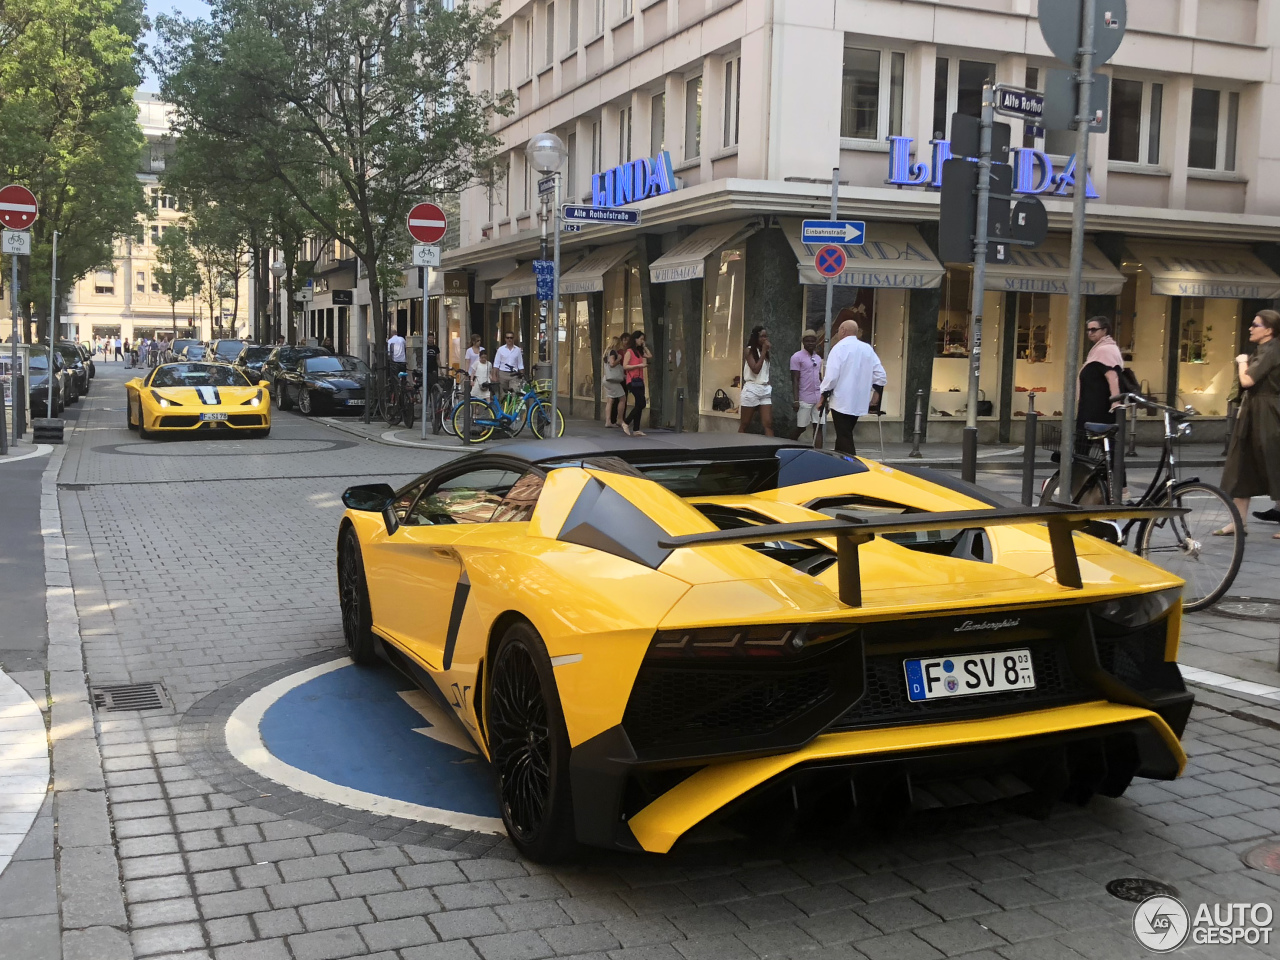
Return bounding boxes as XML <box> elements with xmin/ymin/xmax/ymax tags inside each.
<box><xmin>0</xmin><ymin>184</ymin><xmax>37</xmax><ymax>230</ymax></box>
<box><xmin>407</xmin><ymin>202</ymin><xmax>447</xmax><ymax>244</ymax></box>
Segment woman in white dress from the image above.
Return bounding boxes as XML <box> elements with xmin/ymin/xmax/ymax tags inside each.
<box><xmin>738</xmin><ymin>325</ymin><xmax>774</xmax><ymax>436</ymax></box>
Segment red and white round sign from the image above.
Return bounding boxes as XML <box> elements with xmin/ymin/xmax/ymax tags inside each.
<box><xmin>406</xmin><ymin>202</ymin><xmax>447</xmax><ymax>244</ymax></box>
<box><xmin>0</xmin><ymin>184</ymin><xmax>37</xmax><ymax>230</ymax></box>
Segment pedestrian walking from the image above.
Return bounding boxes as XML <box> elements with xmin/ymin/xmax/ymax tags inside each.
<box><xmin>622</xmin><ymin>330</ymin><xmax>650</xmax><ymax>436</ymax></box>
<box><xmin>738</xmin><ymin>326</ymin><xmax>775</xmax><ymax>436</ymax></box>
<box><xmin>819</xmin><ymin>319</ymin><xmax>887</xmax><ymax>456</ymax></box>
<box><xmin>603</xmin><ymin>335</ymin><xmax>628</xmax><ymax>428</ymax></box>
<box><xmin>1077</xmin><ymin>316</ymin><xmax>1124</xmax><ymax>434</ymax></box>
<box><xmin>494</xmin><ymin>332</ymin><xmax>525</xmax><ymax>401</ymax></box>
<box><xmin>387</xmin><ymin>329</ymin><xmax>407</xmax><ymax>380</ymax></box>
<box><xmin>464</xmin><ymin>334</ymin><xmax>482</xmax><ymax>372</ymax></box>
<box><xmin>114</xmin><ymin>336</ymin><xmax>123</xmax><ymax>361</ymax></box>
<box><xmin>469</xmin><ymin>348</ymin><xmax>494</xmax><ymax>399</ymax></box>
<box><xmin>1219</xmin><ymin>309</ymin><xmax>1280</xmax><ymax>538</ymax></box>
<box><xmin>790</xmin><ymin>329</ymin><xmax>824</xmax><ymax>443</ymax></box>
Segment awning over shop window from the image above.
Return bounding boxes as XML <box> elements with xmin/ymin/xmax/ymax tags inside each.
<box><xmin>784</xmin><ymin>219</ymin><xmax>945</xmax><ymax>289</ymax></box>
<box><xmin>491</xmin><ymin>261</ymin><xmax>536</xmax><ymax>299</ymax></box>
<box><xmin>559</xmin><ymin>242</ymin><xmax>634</xmax><ymax>295</ymax></box>
<box><xmin>649</xmin><ymin>219</ymin><xmax>761</xmax><ymax>284</ymax></box>
<box><xmin>981</xmin><ymin>237</ymin><xmax>1125</xmax><ymax>296</ymax></box>
<box><xmin>1127</xmin><ymin>241</ymin><xmax>1280</xmax><ymax>300</ymax></box>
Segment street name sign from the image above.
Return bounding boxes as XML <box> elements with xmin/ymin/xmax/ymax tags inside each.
<box><xmin>993</xmin><ymin>86</ymin><xmax>1045</xmax><ymax>121</ymax></box>
<box><xmin>0</xmin><ymin>185</ymin><xmax>37</xmax><ymax>230</ymax></box>
<box><xmin>562</xmin><ymin>223</ymin><xmax>584</xmax><ymax>233</ymax></box>
<box><xmin>412</xmin><ymin>244</ymin><xmax>441</xmax><ymax>267</ymax></box>
<box><xmin>562</xmin><ymin>205</ymin><xmax>641</xmax><ymax>224</ymax></box>
<box><xmin>2</xmin><ymin>230</ymin><xmax>31</xmax><ymax>255</ymax></box>
<box><xmin>406</xmin><ymin>202</ymin><xmax>447</xmax><ymax>243</ymax></box>
<box><xmin>537</xmin><ymin>175</ymin><xmax>557</xmax><ymax>197</ymax></box>
<box><xmin>801</xmin><ymin>220</ymin><xmax>865</xmax><ymax>245</ymax></box>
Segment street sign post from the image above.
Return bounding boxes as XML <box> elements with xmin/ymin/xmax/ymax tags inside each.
<box><xmin>801</xmin><ymin>220</ymin><xmax>865</xmax><ymax>245</ymax></box>
<box><xmin>412</xmin><ymin>244</ymin><xmax>441</xmax><ymax>267</ymax></box>
<box><xmin>406</xmin><ymin>202</ymin><xmax>447</xmax><ymax>244</ymax></box>
<box><xmin>562</xmin><ymin>205</ymin><xmax>641</xmax><ymax>225</ymax></box>
<box><xmin>0</xmin><ymin>184</ymin><xmax>37</xmax><ymax>230</ymax></box>
<box><xmin>813</xmin><ymin>245</ymin><xmax>847</xmax><ymax>279</ymax></box>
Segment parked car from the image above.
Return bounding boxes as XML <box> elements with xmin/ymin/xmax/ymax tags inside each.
<box><xmin>77</xmin><ymin>343</ymin><xmax>96</xmax><ymax>379</ymax></box>
<box><xmin>275</xmin><ymin>354</ymin><xmax>370</xmax><ymax>415</ymax></box>
<box><xmin>170</xmin><ymin>338</ymin><xmax>203</xmax><ymax>359</ymax></box>
<box><xmin>176</xmin><ymin>342</ymin><xmax>208</xmax><ymax>361</ymax></box>
<box><xmin>259</xmin><ymin>345</ymin><xmax>327</xmax><ymax>390</ymax></box>
<box><xmin>209</xmin><ymin>339</ymin><xmax>250</xmax><ymax>364</ymax></box>
<box><xmin>232</xmin><ymin>345</ymin><xmax>275</xmax><ymax>386</ymax></box>
<box><xmin>55</xmin><ymin>342</ymin><xmax>89</xmax><ymax>399</ymax></box>
<box><xmin>27</xmin><ymin>348</ymin><xmax>69</xmax><ymax>417</ymax></box>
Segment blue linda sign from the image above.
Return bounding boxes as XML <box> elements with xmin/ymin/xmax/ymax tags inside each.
<box><xmin>884</xmin><ymin>136</ymin><xmax>1098</xmax><ymax>199</ymax></box>
<box><xmin>592</xmin><ymin>151</ymin><xmax>677</xmax><ymax>208</ymax></box>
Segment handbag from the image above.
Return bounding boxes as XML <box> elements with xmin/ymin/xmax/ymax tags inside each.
<box><xmin>711</xmin><ymin>388</ymin><xmax>733</xmax><ymax>412</ymax></box>
<box><xmin>977</xmin><ymin>389</ymin><xmax>993</xmax><ymax>417</ymax></box>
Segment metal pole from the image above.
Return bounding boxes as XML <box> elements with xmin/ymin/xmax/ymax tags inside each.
<box><xmin>962</xmin><ymin>82</ymin><xmax>995</xmax><ymax>484</ymax></box>
<box><xmin>821</xmin><ymin>167</ymin><xmax>838</xmax><ymax>351</ymax></box>
<box><xmin>48</xmin><ymin>231</ymin><xmax>57</xmax><ymax>420</ymax></box>
<box><xmin>909</xmin><ymin>388</ymin><xmax>925</xmax><ymax>458</ymax></box>
<box><xmin>421</xmin><ymin>267</ymin><xmax>430</xmax><ymax>440</ymax></box>
<box><xmin>1021</xmin><ymin>392</ymin><xmax>1038</xmax><ymax>505</ymax></box>
<box><xmin>1055</xmin><ymin>0</ymin><xmax>1096</xmax><ymax>502</ymax></box>
<box><xmin>550</xmin><ymin>171</ymin><xmax>562</xmax><ymax>438</ymax></box>
<box><xmin>11</xmin><ymin>252</ymin><xmax>19</xmax><ymax>445</ymax></box>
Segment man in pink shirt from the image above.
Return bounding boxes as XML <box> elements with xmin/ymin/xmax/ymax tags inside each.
<box><xmin>790</xmin><ymin>329</ymin><xmax>824</xmax><ymax>443</ymax></box>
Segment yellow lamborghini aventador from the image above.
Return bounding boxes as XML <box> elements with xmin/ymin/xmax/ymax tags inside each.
<box><xmin>126</xmin><ymin>361</ymin><xmax>272</xmax><ymax>438</ymax></box>
<box><xmin>336</xmin><ymin>436</ymin><xmax>1192</xmax><ymax>861</ymax></box>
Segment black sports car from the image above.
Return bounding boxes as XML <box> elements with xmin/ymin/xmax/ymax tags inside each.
<box><xmin>209</xmin><ymin>339</ymin><xmax>250</xmax><ymax>364</ymax></box>
<box><xmin>232</xmin><ymin>345</ymin><xmax>275</xmax><ymax>386</ymax></box>
<box><xmin>28</xmin><ymin>349</ymin><xmax>69</xmax><ymax>417</ymax></box>
<box><xmin>260</xmin><ymin>346</ymin><xmax>328</xmax><ymax>389</ymax></box>
<box><xmin>275</xmin><ymin>354</ymin><xmax>369</xmax><ymax>415</ymax></box>
<box><xmin>54</xmin><ymin>342</ymin><xmax>89</xmax><ymax>399</ymax></box>
<box><xmin>177</xmin><ymin>343</ymin><xmax>208</xmax><ymax>361</ymax></box>
<box><xmin>76</xmin><ymin>343</ymin><xmax>95</xmax><ymax>379</ymax></box>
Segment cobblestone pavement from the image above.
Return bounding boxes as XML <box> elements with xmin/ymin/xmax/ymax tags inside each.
<box><xmin>4</xmin><ymin>362</ymin><xmax>1280</xmax><ymax>960</ymax></box>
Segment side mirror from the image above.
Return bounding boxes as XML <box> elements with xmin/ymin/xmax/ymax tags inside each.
<box><xmin>342</xmin><ymin>483</ymin><xmax>395</xmax><ymax>512</ymax></box>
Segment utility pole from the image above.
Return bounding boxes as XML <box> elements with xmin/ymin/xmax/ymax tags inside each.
<box><xmin>550</xmin><ymin>171</ymin><xmax>562</xmax><ymax>439</ymax></box>
<box><xmin>961</xmin><ymin>84</ymin><xmax>995</xmax><ymax>483</ymax></box>
<box><xmin>48</xmin><ymin>231</ymin><xmax>58</xmax><ymax>420</ymax></box>
<box><xmin>821</xmin><ymin>167</ymin><xmax>838</xmax><ymax>353</ymax></box>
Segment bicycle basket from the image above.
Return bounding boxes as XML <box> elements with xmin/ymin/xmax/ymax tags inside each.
<box><xmin>531</xmin><ymin>378</ymin><xmax>553</xmax><ymax>396</ymax></box>
<box><xmin>1038</xmin><ymin>423</ymin><xmax>1062</xmax><ymax>454</ymax></box>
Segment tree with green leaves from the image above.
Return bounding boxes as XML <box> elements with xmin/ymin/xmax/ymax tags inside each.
<box><xmin>188</xmin><ymin>200</ymin><xmax>248</xmax><ymax>336</ymax></box>
<box><xmin>154</xmin><ymin>227</ymin><xmax>202</xmax><ymax>338</ymax></box>
<box><xmin>0</xmin><ymin>0</ymin><xmax>149</xmax><ymax>341</ymax></box>
<box><xmin>155</xmin><ymin>0</ymin><xmax>510</xmax><ymax>371</ymax></box>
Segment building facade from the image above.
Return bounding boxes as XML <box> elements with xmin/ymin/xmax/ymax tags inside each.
<box><xmin>62</xmin><ymin>93</ymin><xmax>253</xmax><ymax>347</ymax></box>
<box><xmin>445</xmin><ymin>0</ymin><xmax>1280</xmax><ymax>440</ymax></box>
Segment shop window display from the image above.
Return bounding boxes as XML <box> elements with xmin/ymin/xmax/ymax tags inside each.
<box><xmin>801</xmin><ymin>286</ymin><xmax>907</xmax><ymax>417</ymax></box>
<box><xmin>1011</xmin><ymin>292</ymin><xmax>1066</xmax><ymax>419</ymax></box>
<box><xmin>1118</xmin><ymin>268</ymin><xmax>1170</xmax><ymax>410</ymax></box>
<box><xmin>1177</xmin><ymin>297</ymin><xmax>1237</xmax><ymax>416</ymax></box>
<box><xmin>700</xmin><ymin>247</ymin><xmax>746</xmax><ymax>416</ymax></box>
<box><xmin>442</xmin><ymin>296</ymin><xmax>466</xmax><ymax>370</ymax></box>
<box><xmin>936</xmin><ymin>270</ymin><xmax>971</xmax><ymax>357</ymax></box>
<box><xmin>571</xmin><ymin>298</ymin><xmax>593</xmax><ymax>400</ymax></box>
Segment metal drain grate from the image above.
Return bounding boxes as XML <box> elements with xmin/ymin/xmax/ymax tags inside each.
<box><xmin>1206</xmin><ymin>597</ymin><xmax>1280</xmax><ymax>623</ymax></box>
<box><xmin>1106</xmin><ymin>878</ymin><xmax>1180</xmax><ymax>903</ymax></box>
<box><xmin>59</xmin><ymin>483</ymin><xmax>90</xmax><ymax>491</ymax></box>
<box><xmin>91</xmin><ymin>682</ymin><xmax>168</xmax><ymax>712</ymax></box>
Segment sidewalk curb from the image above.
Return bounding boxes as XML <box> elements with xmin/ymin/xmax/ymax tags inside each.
<box><xmin>314</xmin><ymin>415</ymin><xmax>464</xmax><ymax>452</ymax></box>
<box><xmin>40</xmin><ymin>413</ymin><xmax>134</xmax><ymax>956</ymax></box>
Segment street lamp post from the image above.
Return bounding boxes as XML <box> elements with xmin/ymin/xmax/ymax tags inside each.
<box><xmin>526</xmin><ymin>133</ymin><xmax>568</xmax><ymax>439</ymax></box>
<box><xmin>270</xmin><ymin>260</ymin><xmax>286</xmax><ymax>346</ymax></box>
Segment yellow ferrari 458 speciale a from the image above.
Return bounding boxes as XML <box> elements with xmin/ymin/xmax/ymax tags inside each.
<box><xmin>126</xmin><ymin>361</ymin><xmax>272</xmax><ymax>438</ymax></box>
<box><xmin>336</xmin><ymin>436</ymin><xmax>1193</xmax><ymax>862</ymax></box>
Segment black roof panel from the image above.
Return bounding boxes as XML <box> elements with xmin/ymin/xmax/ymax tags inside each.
<box><xmin>490</xmin><ymin>434</ymin><xmax>806</xmax><ymax>465</ymax></box>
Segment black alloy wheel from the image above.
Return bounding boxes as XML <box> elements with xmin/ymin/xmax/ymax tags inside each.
<box><xmin>486</xmin><ymin>622</ymin><xmax>578</xmax><ymax>862</ymax></box>
<box><xmin>298</xmin><ymin>389</ymin><xmax>313</xmax><ymax>416</ymax></box>
<box><xmin>275</xmin><ymin>382</ymin><xmax>292</xmax><ymax>411</ymax></box>
<box><xmin>338</xmin><ymin>527</ymin><xmax>377</xmax><ymax>664</ymax></box>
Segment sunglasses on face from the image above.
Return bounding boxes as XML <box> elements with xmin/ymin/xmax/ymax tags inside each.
<box><xmin>1251</xmin><ymin>321</ymin><xmax>1264</xmax><ymax>328</ymax></box>
<box><xmin>1086</xmin><ymin>326</ymin><xmax>1102</xmax><ymax>333</ymax></box>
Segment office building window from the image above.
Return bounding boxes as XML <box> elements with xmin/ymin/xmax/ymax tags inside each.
<box><xmin>620</xmin><ymin>0</ymin><xmax>632</xmax><ymax>15</ymax></box>
<box><xmin>1148</xmin><ymin>83</ymin><xmax>1163</xmax><ymax>165</ymax></box>
<box><xmin>591</xmin><ymin>120</ymin><xmax>601</xmax><ymax>175</ymax></box>
<box><xmin>545</xmin><ymin>2</ymin><xmax>554</xmax><ymax>65</ymax></box>
<box><xmin>1188</xmin><ymin>87</ymin><xmax>1238</xmax><ymax>171</ymax></box>
<box><xmin>956</xmin><ymin>60</ymin><xmax>993</xmax><ymax>118</ymax></box>
<box><xmin>593</xmin><ymin>0</ymin><xmax>604</xmax><ymax>35</ymax></box>
<box><xmin>888</xmin><ymin>51</ymin><xmax>904</xmax><ymax>137</ymax></box>
<box><xmin>933</xmin><ymin>58</ymin><xmax>949</xmax><ymax>139</ymax></box>
<box><xmin>150</xmin><ymin>224</ymin><xmax>160</xmax><ymax>244</ymax></box>
<box><xmin>723</xmin><ymin>57</ymin><xmax>740</xmax><ymax>147</ymax></box>
<box><xmin>1107</xmin><ymin>78</ymin><xmax>1163</xmax><ymax>166</ymax></box>
<box><xmin>840</xmin><ymin>48</ymin><xmax>879</xmax><ymax>139</ymax></box>
<box><xmin>136</xmin><ymin>271</ymin><xmax>145</xmax><ymax>292</ymax></box>
<box><xmin>685</xmin><ymin>75</ymin><xmax>702</xmax><ymax>161</ymax></box>
<box><xmin>933</xmin><ymin>58</ymin><xmax>993</xmax><ymax>140</ymax></box>
<box><xmin>569</xmin><ymin>0</ymin><xmax>578</xmax><ymax>48</ymax></box>
<box><xmin>651</xmin><ymin>92</ymin><xmax>665</xmax><ymax>153</ymax></box>
<box><xmin>95</xmin><ymin>270</ymin><xmax>115</xmax><ymax>295</ymax></box>
<box><xmin>617</xmin><ymin>105</ymin><xmax>631</xmax><ymax>162</ymax></box>
<box><xmin>522</xmin><ymin>154</ymin><xmax>531</xmax><ymax>210</ymax></box>
<box><xmin>524</xmin><ymin>17</ymin><xmax>533</xmax><ymax>76</ymax></box>
<box><xmin>566</xmin><ymin>132</ymin><xmax>577</xmax><ymax>198</ymax></box>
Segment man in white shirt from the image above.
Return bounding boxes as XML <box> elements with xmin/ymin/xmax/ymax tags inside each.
<box><xmin>818</xmin><ymin>319</ymin><xmax>887</xmax><ymax>456</ymax></box>
<box><xmin>493</xmin><ymin>332</ymin><xmax>525</xmax><ymax>400</ymax></box>
<box><xmin>387</xmin><ymin>330</ymin><xmax>407</xmax><ymax>380</ymax></box>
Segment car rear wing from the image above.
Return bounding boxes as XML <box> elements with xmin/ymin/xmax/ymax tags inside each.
<box><xmin>657</xmin><ymin>504</ymin><xmax>1185</xmax><ymax>607</ymax></box>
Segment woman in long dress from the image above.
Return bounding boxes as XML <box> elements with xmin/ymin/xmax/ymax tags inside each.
<box><xmin>1219</xmin><ymin>309</ymin><xmax>1280</xmax><ymax>537</ymax></box>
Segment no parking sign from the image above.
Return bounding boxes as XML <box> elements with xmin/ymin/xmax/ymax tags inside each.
<box><xmin>814</xmin><ymin>244</ymin><xmax>846</xmax><ymax>279</ymax></box>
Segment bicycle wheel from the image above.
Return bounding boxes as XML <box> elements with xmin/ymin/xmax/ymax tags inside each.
<box><xmin>1038</xmin><ymin>466</ymin><xmax>1110</xmax><ymax>506</ymax></box>
<box><xmin>401</xmin><ymin>390</ymin><xmax>415</xmax><ymax>430</ymax></box>
<box><xmin>439</xmin><ymin>389</ymin><xmax>459</xmax><ymax>436</ymax></box>
<box><xmin>384</xmin><ymin>389</ymin><xmax>401</xmax><ymax>427</ymax></box>
<box><xmin>507</xmin><ymin>401</ymin><xmax>529</xmax><ymax>437</ymax></box>
<box><xmin>452</xmin><ymin>399</ymin><xmax>494</xmax><ymax>443</ymax></box>
<box><xmin>1137</xmin><ymin>482</ymin><xmax>1243</xmax><ymax>612</ymax></box>
<box><xmin>530</xmin><ymin>402</ymin><xmax>565</xmax><ymax>439</ymax></box>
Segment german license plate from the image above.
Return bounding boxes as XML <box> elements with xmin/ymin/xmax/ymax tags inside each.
<box><xmin>904</xmin><ymin>649</ymin><xmax>1035</xmax><ymax>702</ymax></box>
<box><xmin>344</xmin><ymin>399</ymin><xmax>364</xmax><ymax>406</ymax></box>
<box><xmin>200</xmin><ymin>412</ymin><xmax>229</xmax><ymax>421</ymax></box>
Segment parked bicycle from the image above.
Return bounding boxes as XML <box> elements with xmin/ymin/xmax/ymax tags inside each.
<box><xmin>1040</xmin><ymin>392</ymin><xmax>1243</xmax><ymax>611</ymax></box>
<box><xmin>383</xmin><ymin>369</ymin><xmax>416</xmax><ymax>429</ymax></box>
<box><xmin>451</xmin><ymin>380</ymin><xmax>565</xmax><ymax>443</ymax></box>
<box><xmin>431</xmin><ymin>372</ymin><xmax>466</xmax><ymax>437</ymax></box>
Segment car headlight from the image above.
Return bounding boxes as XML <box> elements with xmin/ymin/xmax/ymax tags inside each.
<box><xmin>1090</xmin><ymin>587</ymin><xmax>1180</xmax><ymax>635</ymax></box>
<box><xmin>244</xmin><ymin>390</ymin><xmax>262</xmax><ymax>407</ymax></box>
<box><xmin>150</xmin><ymin>390</ymin><xmax>181</xmax><ymax>407</ymax></box>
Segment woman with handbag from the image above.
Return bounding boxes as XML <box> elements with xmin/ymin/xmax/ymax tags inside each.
<box><xmin>603</xmin><ymin>335</ymin><xmax>628</xmax><ymax>427</ymax></box>
<box><xmin>469</xmin><ymin>348</ymin><xmax>494</xmax><ymax>400</ymax></box>
<box><xmin>622</xmin><ymin>331</ymin><xmax>650</xmax><ymax>436</ymax></box>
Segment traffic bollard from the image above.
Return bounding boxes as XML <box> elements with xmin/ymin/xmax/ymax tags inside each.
<box><xmin>908</xmin><ymin>389</ymin><xmax>925</xmax><ymax>458</ymax></box>
<box><xmin>1021</xmin><ymin>393</ymin><xmax>1038</xmax><ymax>506</ymax></box>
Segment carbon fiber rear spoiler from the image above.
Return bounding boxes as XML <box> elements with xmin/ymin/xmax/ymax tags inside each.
<box><xmin>657</xmin><ymin>504</ymin><xmax>1185</xmax><ymax>607</ymax></box>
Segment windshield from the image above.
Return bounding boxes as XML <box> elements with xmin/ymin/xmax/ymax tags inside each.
<box><xmin>182</xmin><ymin>345</ymin><xmax>207</xmax><ymax>357</ymax></box>
<box><xmin>304</xmin><ymin>356</ymin><xmax>369</xmax><ymax>375</ymax></box>
<box><xmin>241</xmin><ymin>347</ymin><xmax>272</xmax><ymax>363</ymax></box>
<box><xmin>278</xmin><ymin>347</ymin><xmax>326</xmax><ymax>364</ymax></box>
<box><xmin>28</xmin><ymin>354</ymin><xmax>49</xmax><ymax>371</ymax></box>
<box><xmin>215</xmin><ymin>342</ymin><xmax>245</xmax><ymax>358</ymax></box>
<box><xmin>150</xmin><ymin>363</ymin><xmax>252</xmax><ymax>388</ymax></box>
<box><xmin>55</xmin><ymin>345</ymin><xmax>79</xmax><ymax>361</ymax></box>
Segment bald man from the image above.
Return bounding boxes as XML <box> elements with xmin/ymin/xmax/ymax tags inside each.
<box><xmin>819</xmin><ymin>319</ymin><xmax>887</xmax><ymax>456</ymax></box>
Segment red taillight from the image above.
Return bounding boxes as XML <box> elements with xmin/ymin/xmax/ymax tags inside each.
<box><xmin>646</xmin><ymin>623</ymin><xmax>857</xmax><ymax>660</ymax></box>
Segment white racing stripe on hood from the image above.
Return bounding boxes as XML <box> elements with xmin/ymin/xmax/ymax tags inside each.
<box><xmin>196</xmin><ymin>386</ymin><xmax>220</xmax><ymax>405</ymax></box>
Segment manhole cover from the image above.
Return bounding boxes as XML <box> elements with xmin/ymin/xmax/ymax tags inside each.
<box><xmin>1106</xmin><ymin>878</ymin><xmax>1180</xmax><ymax>903</ymax></box>
<box><xmin>91</xmin><ymin>682</ymin><xmax>168</xmax><ymax>712</ymax></box>
<box><xmin>1207</xmin><ymin>597</ymin><xmax>1280</xmax><ymax>623</ymax></box>
<box><xmin>1244</xmin><ymin>840</ymin><xmax>1280</xmax><ymax>875</ymax></box>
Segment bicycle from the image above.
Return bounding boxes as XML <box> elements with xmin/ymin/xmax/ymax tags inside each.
<box><xmin>451</xmin><ymin>380</ymin><xmax>565</xmax><ymax>443</ymax></box>
<box><xmin>1040</xmin><ymin>392</ymin><xmax>1243</xmax><ymax>611</ymax></box>
<box><xmin>432</xmin><ymin>373</ymin><xmax>466</xmax><ymax>437</ymax></box>
<box><xmin>383</xmin><ymin>369</ymin><xmax>416</xmax><ymax>429</ymax></box>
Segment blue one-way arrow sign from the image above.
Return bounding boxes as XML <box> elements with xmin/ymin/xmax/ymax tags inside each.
<box><xmin>562</xmin><ymin>205</ymin><xmax>642</xmax><ymax>225</ymax></box>
<box><xmin>801</xmin><ymin>220</ymin><xmax>865</xmax><ymax>245</ymax></box>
